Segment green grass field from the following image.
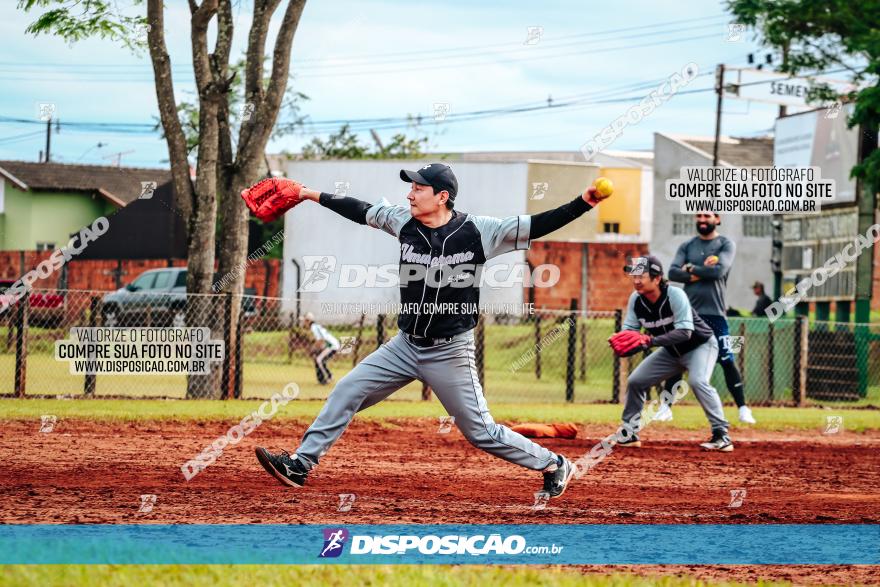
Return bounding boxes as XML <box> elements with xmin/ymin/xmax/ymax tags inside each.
<box><xmin>2</xmin><ymin>398</ymin><xmax>879</xmax><ymax>431</ymax></box>
<box><xmin>0</xmin><ymin>564</ymin><xmax>804</xmax><ymax>587</ymax></box>
<box><xmin>3</xmin><ymin>395</ymin><xmax>876</xmax><ymax>587</ymax></box>
<box><xmin>3</xmin><ymin>317</ymin><xmax>878</xmax><ymax>406</ymax></box>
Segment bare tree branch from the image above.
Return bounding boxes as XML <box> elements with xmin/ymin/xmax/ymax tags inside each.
<box><xmin>240</xmin><ymin>0</ymin><xmax>282</xmax><ymax>149</ymax></box>
<box><xmin>214</xmin><ymin>0</ymin><xmax>234</xmax><ymax>171</ymax></box>
<box><xmin>239</xmin><ymin>0</ymin><xmax>305</xmax><ymax>165</ymax></box>
<box><xmin>146</xmin><ymin>0</ymin><xmax>195</xmax><ymax>223</ymax></box>
<box><xmin>190</xmin><ymin>0</ymin><xmax>218</xmax><ymax>94</ymax></box>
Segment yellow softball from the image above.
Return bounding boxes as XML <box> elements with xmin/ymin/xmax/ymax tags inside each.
<box><xmin>594</xmin><ymin>177</ymin><xmax>614</xmax><ymax>199</ymax></box>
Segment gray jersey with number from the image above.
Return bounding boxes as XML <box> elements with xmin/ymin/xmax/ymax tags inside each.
<box><xmin>668</xmin><ymin>235</ymin><xmax>736</xmax><ymax>317</ymax></box>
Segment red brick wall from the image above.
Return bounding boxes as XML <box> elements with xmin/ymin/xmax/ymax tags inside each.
<box><xmin>526</xmin><ymin>241</ymin><xmax>582</xmax><ymax>310</ymax></box>
<box><xmin>0</xmin><ymin>252</ymin><xmax>282</xmax><ymax>297</ymax></box>
<box><xmin>526</xmin><ymin>241</ymin><xmax>649</xmax><ymax>312</ymax></box>
<box><xmin>587</xmin><ymin>243</ymin><xmax>650</xmax><ymax>312</ymax></box>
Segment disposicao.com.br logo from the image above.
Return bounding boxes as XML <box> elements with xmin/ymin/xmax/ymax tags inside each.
<box><xmin>318</xmin><ymin>528</ymin><xmax>563</xmax><ymax>557</ymax></box>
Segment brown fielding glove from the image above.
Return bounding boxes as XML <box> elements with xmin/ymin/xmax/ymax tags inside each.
<box><xmin>608</xmin><ymin>330</ymin><xmax>652</xmax><ymax>356</ymax></box>
<box><xmin>241</xmin><ymin>177</ymin><xmax>304</xmax><ymax>222</ymax></box>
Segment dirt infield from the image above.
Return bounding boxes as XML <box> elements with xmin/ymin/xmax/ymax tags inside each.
<box><xmin>3</xmin><ymin>417</ymin><xmax>879</xmax><ymax>525</ymax></box>
<box><xmin>2</xmin><ymin>417</ymin><xmax>879</xmax><ymax>584</ymax></box>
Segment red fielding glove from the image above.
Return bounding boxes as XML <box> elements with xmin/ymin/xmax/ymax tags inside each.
<box><xmin>241</xmin><ymin>177</ymin><xmax>305</xmax><ymax>223</ymax></box>
<box><xmin>608</xmin><ymin>330</ymin><xmax>640</xmax><ymax>351</ymax></box>
<box><xmin>608</xmin><ymin>330</ymin><xmax>652</xmax><ymax>356</ymax></box>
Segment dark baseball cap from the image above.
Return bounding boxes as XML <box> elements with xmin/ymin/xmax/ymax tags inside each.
<box><xmin>624</xmin><ymin>255</ymin><xmax>664</xmax><ymax>277</ymax></box>
<box><xmin>400</xmin><ymin>163</ymin><xmax>458</xmax><ymax>200</ymax></box>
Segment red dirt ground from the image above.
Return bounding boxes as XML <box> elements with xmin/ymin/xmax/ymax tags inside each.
<box><xmin>2</xmin><ymin>418</ymin><xmax>879</xmax><ymax>584</ymax></box>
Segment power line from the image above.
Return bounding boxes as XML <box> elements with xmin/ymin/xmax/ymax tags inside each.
<box><xmin>0</xmin><ymin>31</ymin><xmax>720</xmax><ymax>83</ymax></box>
<box><xmin>0</xmin><ymin>19</ymin><xmax>733</xmax><ymax>82</ymax></box>
<box><xmin>295</xmin><ymin>14</ymin><xmax>730</xmax><ymax>63</ymax></box>
<box><xmin>2</xmin><ymin>60</ymin><xmax>841</xmax><ymax>141</ymax></box>
<box><xmin>0</xmin><ymin>130</ymin><xmax>45</xmax><ymax>145</ymax></box>
<box><xmin>293</xmin><ymin>22</ymin><xmax>730</xmax><ymax>71</ymax></box>
<box><xmin>0</xmin><ymin>14</ymin><xmax>729</xmax><ymax>73</ymax></box>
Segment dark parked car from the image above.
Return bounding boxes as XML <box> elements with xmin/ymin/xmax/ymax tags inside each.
<box><xmin>101</xmin><ymin>268</ymin><xmax>257</xmax><ymax>327</ymax></box>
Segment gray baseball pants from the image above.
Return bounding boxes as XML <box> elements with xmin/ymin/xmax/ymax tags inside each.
<box><xmin>622</xmin><ymin>337</ymin><xmax>729</xmax><ymax>434</ymax></box>
<box><xmin>293</xmin><ymin>330</ymin><xmax>558</xmax><ymax>471</ymax></box>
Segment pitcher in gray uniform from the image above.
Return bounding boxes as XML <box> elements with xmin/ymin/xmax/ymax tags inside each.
<box><xmin>256</xmin><ymin>163</ymin><xmax>606</xmax><ymax>499</ymax></box>
<box><xmin>659</xmin><ymin>213</ymin><xmax>757</xmax><ymax>425</ymax></box>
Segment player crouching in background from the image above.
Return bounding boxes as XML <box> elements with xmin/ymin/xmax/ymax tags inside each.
<box><xmin>608</xmin><ymin>255</ymin><xmax>734</xmax><ymax>452</ymax></box>
<box><xmin>301</xmin><ymin>312</ymin><xmax>340</xmax><ymax>385</ymax></box>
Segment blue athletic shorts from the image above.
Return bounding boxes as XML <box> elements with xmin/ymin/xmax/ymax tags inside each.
<box><xmin>700</xmin><ymin>314</ymin><xmax>734</xmax><ymax>363</ymax></box>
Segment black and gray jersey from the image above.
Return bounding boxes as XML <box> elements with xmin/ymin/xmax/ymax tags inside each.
<box><xmin>318</xmin><ymin>191</ymin><xmax>594</xmax><ymax>338</ymax></box>
<box><xmin>622</xmin><ymin>284</ymin><xmax>714</xmax><ymax>357</ymax></box>
<box><xmin>365</xmin><ymin>197</ymin><xmax>531</xmax><ymax>338</ymax></box>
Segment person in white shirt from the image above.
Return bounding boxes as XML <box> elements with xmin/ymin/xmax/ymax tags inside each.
<box><xmin>302</xmin><ymin>312</ymin><xmax>340</xmax><ymax>385</ymax></box>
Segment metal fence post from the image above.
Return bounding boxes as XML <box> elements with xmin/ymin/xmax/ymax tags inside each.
<box><xmin>377</xmin><ymin>314</ymin><xmax>386</xmax><ymax>347</ymax></box>
<box><xmin>221</xmin><ymin>292</ymin><xmax>233</xmax><ymax>400</ymax></box>
<box><xmin>14</xmin><ymin>297</ymin><xmax>29</xmax><ymax>398</ymax></box>
<box><xmin>794</xmin><ymin>315</ymin><xmax>808</xmax><ymax>406</ymax></box>
<box><xmin>612</xmin><ymin>308</ymin><xmax>622</xmax><ymax>403</ymax></box>
<box><xmin>84</xmin><ymin>296</ymin><xmax>99</xmax><ymax>396</ymax></box>
<box><xmin>234</xmin><ymin>296</ymin><xmax>244</xmax><ymax>399</ymax></box>
<box><xmin>353</xmin><ymin>313</ymin><xmax>365</xmax><ymax>367</ymax></box>
<box><xmin>476</xmin><ymin>314</ymin><xmax>485</xmax><ymax>389</ymax></box>
<box><xmin>5</xmin><ymin>314</ymin><xmax>13</xmax><ymax>352</ymax></box>
<box><xmin>565</xmin><ymin>299</ymin><xmax>577</xmax><ymax>403</ymax></box>
<box><xmin>287</xmin><ymin>312</ymin><xmax>296</xmax><ymax>363</ymax></box>
<box><xmin>799</xmin><ymin>315</ymin><xmax>809</xmax><ymax>406</ymax></box>
<box><xmin>534</xmin><ymin>312</ymin><xmax>542</xmax><ymax>380</ymax></box>
<box><xmin>767</xmin><ymin>321</ymin><xmax>775</xmax><ymax>403</ymax></box>
<box><xmin>578</xmin><ymin>317</ymin><xmax>587</xmax><ymax>382</ymax></box>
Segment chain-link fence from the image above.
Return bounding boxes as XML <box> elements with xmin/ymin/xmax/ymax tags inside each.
<box><xmin>1</xmin><ymin>289</ymin><xmax>879</xmax><ymax>405</ymax></box>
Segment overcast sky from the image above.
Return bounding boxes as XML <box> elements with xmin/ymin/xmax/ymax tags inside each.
<box><xmin>0</xmin><ymin>0</ymin><xmax>784</xmax><ymax>168</ymax></box>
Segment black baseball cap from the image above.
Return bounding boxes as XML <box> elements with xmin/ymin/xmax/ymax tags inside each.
<box><xmin>400</xmin><ymin>163</ymin><xmax>458</xmax><ymax>200</ymax></box>
<box><xmin>624</xmin><ymin>255</ymin><xmax>664</xmax><ymax>277</ymax></box>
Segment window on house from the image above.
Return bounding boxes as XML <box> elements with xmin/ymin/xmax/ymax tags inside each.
<box><xmin>672</xmin><ymin>214</ymin><xmax>691</xmax><ymax>236</ymax></box>
<box><xmin>743</xmin><ymin>215</ymin><xmax>773</xmax><ymax>237</ymax></box>
<box><xmin>36</xmin><ymin>242</ymin><xmax>55</xmax><ymax>251</ymax></box>
<box><xmin>603</xmin><ymin>222</ymin><xmax>620</xmax><ymax>233</ymax></box>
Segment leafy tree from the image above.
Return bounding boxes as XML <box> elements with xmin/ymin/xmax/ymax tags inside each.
<box><xmin>728</xmin><ymin>0</ymin><xmax>880</xmax><ymax>319</ymax></box>
<box><xmin>302</xmin><ymin>119</ymin><xmax>430</xmax><ymax>160</ymax></box>
<box><xmin>20</xmin><ymin>0</ymin><xmax>309</xmax><ymax>397</ymax></box>
<box><xmin>728</xmin><ymin>0</ymin><xmax>879</xmax><ymax>188</ymax></box>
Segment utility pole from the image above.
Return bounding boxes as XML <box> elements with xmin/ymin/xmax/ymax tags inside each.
<box><xmin>712</xmin><ymin>64</ymin><xmax>725</xmax><ymax>166</ymax></box>
<box><xmin>44</xmin><ymin>117</ymin><xmax>52</xmax><ymax>163</ymax></box>
<box><xmin>854</xmin><ymin>125</ymin><xmax>877</xmax><ymax>324</ymax></box>
<box><xmin>773</xmin><ymin>44</ymin><xmax>789</xmax><ymax>300</ymax></box>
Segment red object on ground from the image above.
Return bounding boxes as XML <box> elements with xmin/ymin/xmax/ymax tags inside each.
<box><xmin>510</xmin><ymin>422</ymin><xmax>579</xmax><ymax>439</ymax></box>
